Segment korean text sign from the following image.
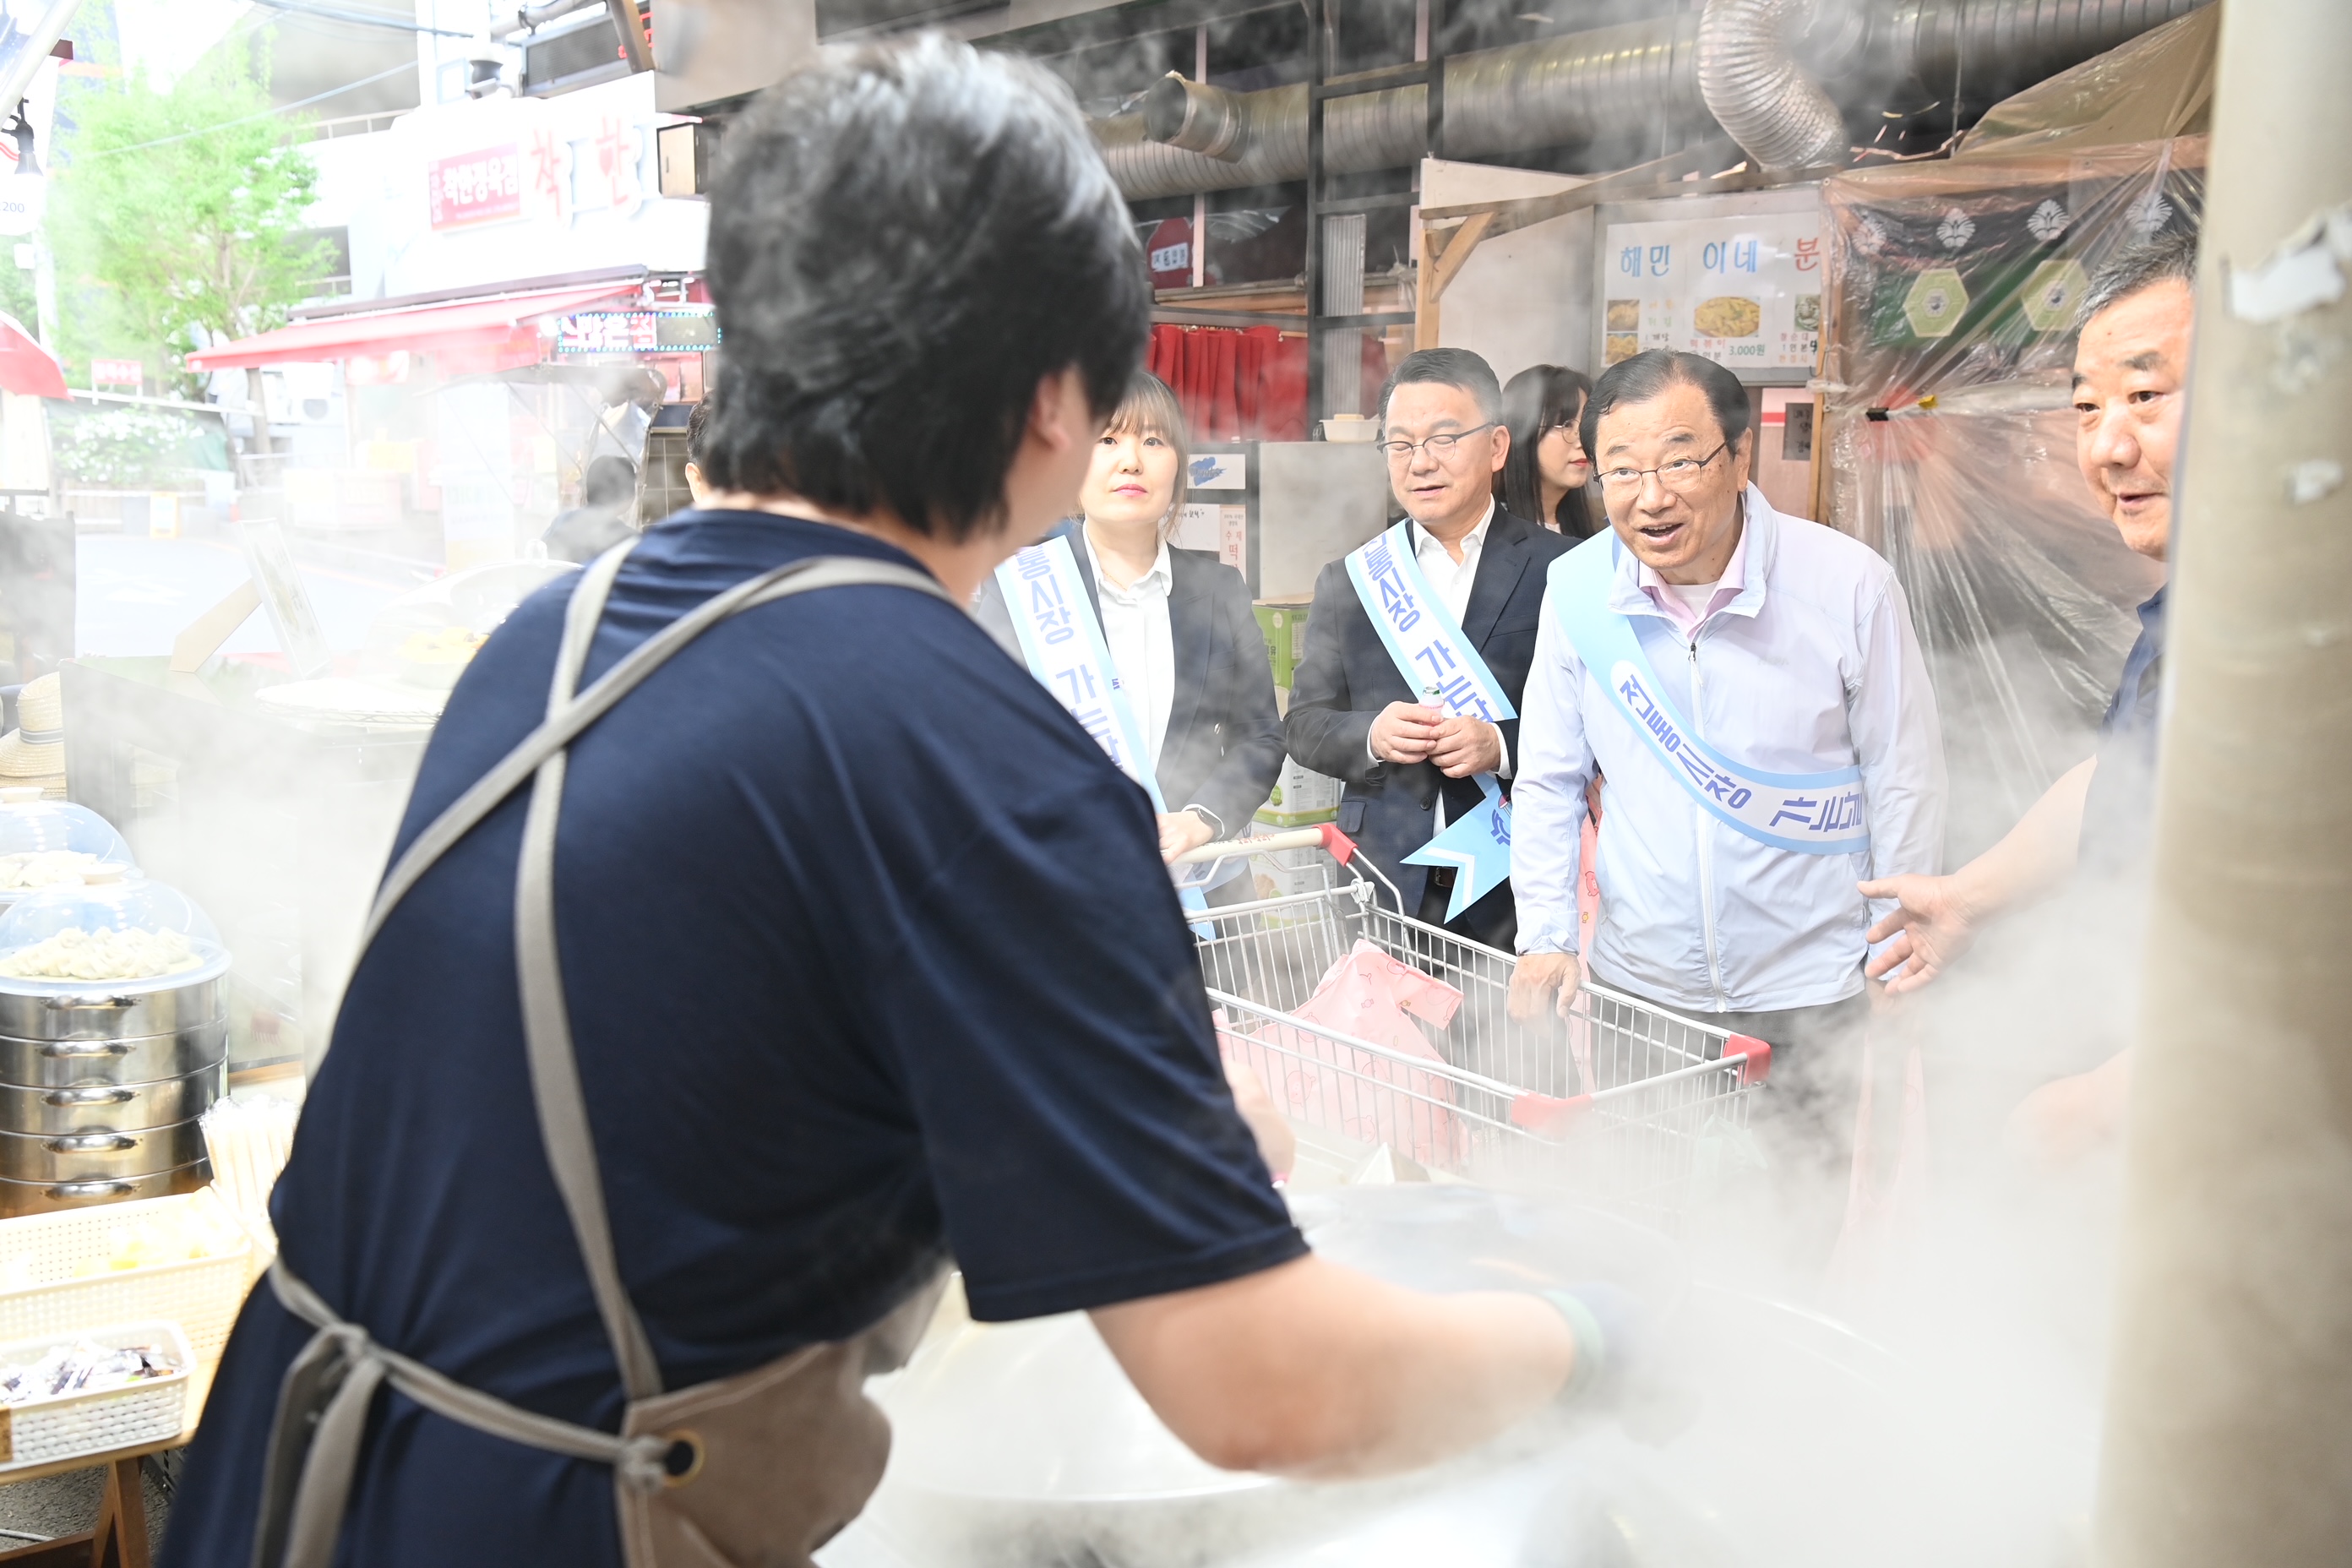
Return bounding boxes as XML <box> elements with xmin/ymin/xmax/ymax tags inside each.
<box><xmin>1602</xmin><ymin>211</ymin><xmax>1823</xmax><ymax>371</ymax></box>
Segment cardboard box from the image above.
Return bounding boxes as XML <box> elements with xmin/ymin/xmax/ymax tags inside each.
<box><xmin>1255</xmin><ymin>756</ymin><xmax>1341</xmax><ymax>829</ymax></box>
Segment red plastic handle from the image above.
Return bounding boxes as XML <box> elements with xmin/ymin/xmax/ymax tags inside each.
<box><xmin>1723</xmin><ymin>1033</ymin><xmax>1772</xmax><ymax>1086</ymax></box>
<box><xmin>1509</xmin><ymin>1092</ymin><xmax>1593</xmax><ymax>1139</ymax></box>
<box><xmin>1315</xmin><ymin>821</ymin><xmax>1359</xmax><ymax>866</ymax></box>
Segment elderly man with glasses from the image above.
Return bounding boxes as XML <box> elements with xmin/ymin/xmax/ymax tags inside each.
<box><xmin>1506</xmin><ymin>349</ymin><xmax>1946</xmax><ymax>1190</ymax></box>
<box><xmin>1285</xmin><ymin>348</ymin><xmax>1576</xmax><ymax>947</ymax></box>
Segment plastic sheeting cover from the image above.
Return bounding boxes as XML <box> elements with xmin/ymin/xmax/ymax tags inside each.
<box><xmin>1821</xmin><ymin>141</ymin><xmax>2202</xmax><ymax>858</ymax></box>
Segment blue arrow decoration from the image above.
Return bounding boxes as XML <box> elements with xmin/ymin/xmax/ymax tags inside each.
<box><xmin>1403</xmin><ymin>792</ymin><xmax>1512</xmax><ymax>923</ymax></box>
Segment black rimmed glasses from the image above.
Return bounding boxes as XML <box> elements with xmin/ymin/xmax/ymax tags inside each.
<box><xmin>1598</xmin><ymin>441</ymin><xmax>1728</xmax><ymax>492</ymax></box>
<box><xmin>1377</xmin><ymin>422</ymin><xmax>1497</xmax><ymax>463</ymax></box>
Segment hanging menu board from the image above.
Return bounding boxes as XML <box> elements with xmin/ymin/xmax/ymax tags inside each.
<box><xmin>1601</xmin><ymin>211</ymin><xmax>1824</xmax><ymax>373</ymax></box>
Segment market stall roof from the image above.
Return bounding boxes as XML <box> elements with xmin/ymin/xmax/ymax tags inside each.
<box><xmin>0</xmin><ymin>313</ymin><xmax>66</xmax><ymax>399</ymax></box>
<box><xmin>184</xmin><ymin>281</ymin><xmax>643</xmax><ymax>372</ymax></box>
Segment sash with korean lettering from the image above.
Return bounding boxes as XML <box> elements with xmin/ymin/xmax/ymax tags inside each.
<box><xmin>995</xmin><ymin>534</ymin><xmax>1213</xmax><ymax>924</ymax></box>
<box><xmin>1344</xmin><ymin>521</ymin><xmax>1516</xmax><ymax>921</ymax></box>
<box><xmin>1546</xmin><ymin>534</ymin><xmax>1869</xmax><ymax>856</ymax></box>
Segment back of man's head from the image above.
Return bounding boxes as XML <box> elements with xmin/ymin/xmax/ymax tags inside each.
<box><xmin>2078</xmin><ymin>228</ymin><xmax>2197</xmax><ymax>327</ymax></box>
<box><xmin>584</xmin><ymin>456</ymin><xmax>637</xmax><ymax>507</ymax></box>
<box><xmin>1580</xmin><ymin>351</ymin><xmax>1751</xmax><ymax>466</ymax></box>
<box><xmin>1379</xmin><ymin>348</ymin><xmax>1503</xmax><ymax>427</ymax></box>
<box><xmin>702</xmin><ymin>36</ymin><xmax>1147</xmax><ymax>542</ymax></box>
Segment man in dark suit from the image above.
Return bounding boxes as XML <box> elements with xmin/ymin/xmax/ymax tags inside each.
<box><xmin>1286</xmin><ymin>349</ymin><xmax>1574</xmax><ymax>949</ymax></box>
<box><xmin>974</xmin><ymin>520</ymin><xmax>1287</xmax><ymax>851</ymax></box>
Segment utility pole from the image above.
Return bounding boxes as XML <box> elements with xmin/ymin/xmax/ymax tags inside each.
<box><xmin>2094</xmin><ymin>2</ymin><xmax>2352</xmax><ymax>1564</ymax></box>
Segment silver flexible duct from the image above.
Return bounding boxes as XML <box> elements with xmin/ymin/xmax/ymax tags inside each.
<box><xmin>1102</xmin><ymin>14</ymin><xmax>1701</xmax><ymax>201</ymax></box>
<box><xmin>1699</xmin><ymin>0</ymin><xmax>1851</xmax><ymax>171</ymax></box>
<box><xmin>1096</xmin><ymin>0</ymin><xmax>2212</xmax><ymax>199</ymax></box>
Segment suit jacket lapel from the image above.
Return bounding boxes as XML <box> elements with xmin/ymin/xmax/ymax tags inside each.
<box><xmin>1459</xmin><ymin>509</ymin><xmax>1533</xmax><ymax>648</ymax></box>
<box><xmin>1163</xmin><ymin>551</ymin><xmax>1211</xmax><ymax>760</ymax></box>
<box><xmin>1053</xmin><ymin>519</ymin><xmax>1104</xmax><ymax>622</ymax></box>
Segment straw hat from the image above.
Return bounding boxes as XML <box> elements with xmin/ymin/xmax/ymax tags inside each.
<box><xmin>0</xmin><ymin>674</ymin><xmax>63</xmax><ymax>796</ymax></box>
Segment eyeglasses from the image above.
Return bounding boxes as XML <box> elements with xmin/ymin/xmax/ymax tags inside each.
<box><xmin>1377</xmin><ymin>422</ymin><xmax>1496</xmax><ymax>462</ymax></box>
<box><xmin>1598</xmin><ymin>441</ymin><xmax>1728</xmax><ymax>492</ymax></box>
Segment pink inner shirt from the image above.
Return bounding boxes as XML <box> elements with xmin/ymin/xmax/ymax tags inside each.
<box><xmin>1637</xmin><ymin>518</ymin><xmax>1750</xmax><ymax>636</ymax></box>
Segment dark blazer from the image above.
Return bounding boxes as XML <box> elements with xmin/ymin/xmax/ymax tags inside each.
<box><xmin>975</xmin><ymin>523</ymin><xmax>1286</xmax><ymax>837</ymax></box>
<box><xmin>1284</xmin><ymin>507</ymin><xmax>1573</xmax><ymax>946</ymax></box>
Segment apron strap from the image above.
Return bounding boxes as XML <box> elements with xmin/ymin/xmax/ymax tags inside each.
<box><xmin>253</xmin><ymin>1260</ymin><xmax>674</xmax><ymax>1568</ymax></box>
<box><xmin>517</xmin><ymin>542</ymin><xmax>663</xmax><ymax>1398</ymax></box>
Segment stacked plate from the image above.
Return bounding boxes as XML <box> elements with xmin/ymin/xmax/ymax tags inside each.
<box><xmin>0</xmin><ymin>875</ymin><xmax>228</xmax><ymax>1215</ymax></box>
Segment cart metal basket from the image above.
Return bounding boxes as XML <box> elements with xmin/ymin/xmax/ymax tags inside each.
<box><xmin>1179</xmin><ymin>825</ymin><xmax>1771</xmax><ymax>1233</ymax></box>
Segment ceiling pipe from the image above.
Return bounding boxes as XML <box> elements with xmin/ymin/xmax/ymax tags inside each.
<box><xmin>1699</xmin><ymin>0</ymin><xmax>1850</xmax><ymax>172</ymax></box>
<box><xmin>1097</xmin><ymin>0</ymin><xmax>2214</xmax><ymax>199</ymax></box>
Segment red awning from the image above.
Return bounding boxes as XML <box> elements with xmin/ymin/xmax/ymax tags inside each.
<box><xmin>0</xmin><ymin>313</ymin><xmax>65</xmax><ymax>399</ymax></box>
<box><xmin>185</xmin><ymin>282</ymin><xmax>642</xmax><ymax>372</ymax></box>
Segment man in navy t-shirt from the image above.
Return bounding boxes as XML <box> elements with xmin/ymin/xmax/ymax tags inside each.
<box><xmin>163</xmin><ymin>39</ymin><xmax>1591</xmax><ymax>1568</ymax></box>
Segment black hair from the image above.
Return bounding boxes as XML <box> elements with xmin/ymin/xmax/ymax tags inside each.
<box><xmin>683</xmin><ymin>394</ymin><xmax>724</xmax><ymax>487</ymax></box>
<box><xmin>1377</xmin><ymin>347</ymin><xmax>1504</xmax><ymax>427</ymax></box>
<box><xmin>702</xmin><ymin>35</ymin><xmax>1148</xmax><ymax>542</ymax></box>
<box><xmin>584</xmin><ymin>455</ymin><xmax>637</xmax><ymax>506</ymax></box>
<box><xmin>1497</xmin><ymin>364</ymin><xmax>1597</xmax><ymax>538</ymax></box>
<box><xmin>2079</xmin><ymin>228</ymin><xmax>2199</xmax><ymax>325</ymax></box>
<box><xmin>1581</xmin><ymin>351</ymin><xmax>1752</xmax><ymax>470</ymax></box>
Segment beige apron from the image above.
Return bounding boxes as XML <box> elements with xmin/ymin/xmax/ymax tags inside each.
<box><xmin>251</xmin><ymin>542</ymin><xmax>954</xmax><ymax>1568</ymax></box>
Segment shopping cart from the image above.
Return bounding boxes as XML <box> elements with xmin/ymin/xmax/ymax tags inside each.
<box><xmin>1174</xmin><ymin>825</ymin><xmax>1772</xmax><ymax>1233</ymax></box>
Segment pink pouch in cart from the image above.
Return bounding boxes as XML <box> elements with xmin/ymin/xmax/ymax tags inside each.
<box><xmin>1255</xmin><ymin>941</ymin><xmax>1467</xmax><ymax>1168</ymax></box>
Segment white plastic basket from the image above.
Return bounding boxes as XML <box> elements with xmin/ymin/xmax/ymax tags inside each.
<box><xmin>0</xmin><ymin>1319</ymin><xmax>192</xmax><ymax>1469</ymax></box>
<box><xmin>0</xmin><ymin>1189</ymin><xmax>260</xmax><ymax>1426</ymax></box>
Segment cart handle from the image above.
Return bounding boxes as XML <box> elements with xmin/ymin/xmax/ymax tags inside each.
<box><xmin>1169</xmin><ymin>821</ymin><xmax>1359</xmax><ymax>868</ymax></box>
<box><xmin>1724</xmin><ymin>1033</ymin><xmax>1772</xmax><ymax>1087</ymax></box>
<box><xmin>1507</xmin><ymin>1037</ymin><xmax>1772</xmax><ymax>1139</ymax></box>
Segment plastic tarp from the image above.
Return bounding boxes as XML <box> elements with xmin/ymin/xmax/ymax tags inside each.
<box><xmin>1955</xmin><ymin>5</ymin><xmax>2218</xmax><ymax>161</ymax></box>
<box><xmin>1819</xmin><ymin>139</ymin><xmax>2202</xmax><ymax>858</ymax></box>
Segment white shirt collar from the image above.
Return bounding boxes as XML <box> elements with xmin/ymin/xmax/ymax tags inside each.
<box><xmin>1081</xmin><ymin>525</ymin><xmax>1172</xmax><ymax>600</ymax></box>
<box><xmin>1407</xmin><ymin>498</ymin><xmax>1495</xmax><ymax>562</ymax></box>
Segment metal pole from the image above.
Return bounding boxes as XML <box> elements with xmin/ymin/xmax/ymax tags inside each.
<box><xmin>1191</xmin><ymin>24</ymin><xmax>1208</xmax><ymax>291</ymax></box>
<box><xmin>2094</xmin><ymin>3</ymin><xmax>2352</xmax><ymax>1564</ymax></box>
<box><xmin>1304</xmin><ymin>0</ymin><xmax>1330</xmax><ymax>435</ymax></box>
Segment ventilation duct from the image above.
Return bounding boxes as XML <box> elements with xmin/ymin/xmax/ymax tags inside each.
<box><xmin>1699</xmin><ymin>0</ymin><xmax>1850</xmax><ymax>171</ymax></box>
<box><xmin>1095</xmin><ymin>0</ymin><xmax>2213</xmax><ymax>199</ymax></box>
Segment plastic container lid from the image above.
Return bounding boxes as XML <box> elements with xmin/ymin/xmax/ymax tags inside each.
<box><xmin>0</xmin><ymin>873</ymin><xmax>228</xmax><ymax>994</ymax></box>
<box><xmin>0</xmin><ymin>790</ymin><xmax>137</xmax><ymax>900</ymax></box>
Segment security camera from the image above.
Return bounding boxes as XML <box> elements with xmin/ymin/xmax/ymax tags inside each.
<box><xmin>466</xmin><ymin>32</ymin><xmax>512</xmax><ymax>98</ymax></box>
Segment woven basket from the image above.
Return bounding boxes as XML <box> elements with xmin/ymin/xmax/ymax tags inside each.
<box><xmin>0</xmin><ymin>1320</ymin><xmax>193</xmax><ymax>1468</ymax></box>
<box><xmin>0</xmin><ymin>1190</ymin><xmax>260</xmax><ymax>1426</ymax></box>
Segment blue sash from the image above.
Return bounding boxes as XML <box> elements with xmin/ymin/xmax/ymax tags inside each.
<box><xmin>1344</xmin><ymin>521</ymin><xmax>1515</xmax><ymax>919</ymax></box>
<box><xmin>995</xmin><ymin>534</ymin><xmax>1215</xmax><ymax>923</ymax></box>
<box><xmin>1548</xmin><ymin>535</ymin><xmax>1868</xmax><ymax>856</ymax></box>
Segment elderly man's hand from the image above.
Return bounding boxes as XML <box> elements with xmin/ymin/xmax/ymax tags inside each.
<box><xmin>1858</xmin><ymin>873</ymin><xmax>1983</xmax><ymax>994</ymax></box>
<box><xmin>1370</xmin><ymin>701</ymin><xmax>1444</xmax><ymax>765</ymax></box>
<box><xmin>1510</xmin><ymin>950</ymin><xmax>1582</xmax><ymax>1021</ymax></box>
<box><xmin>1429</xmin><ymin>718</ymin><xmax>1503</xmax><ymax>778</ymax></box>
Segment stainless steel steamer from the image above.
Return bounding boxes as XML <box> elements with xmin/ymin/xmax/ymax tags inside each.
<box><xmin>0</xmin><ymin>977</ymin><xmax>225</xmax><ymax>1214</ymax></box>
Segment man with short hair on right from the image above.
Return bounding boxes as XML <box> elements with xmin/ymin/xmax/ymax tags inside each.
<box><xmin>1857</xmin><ymin>231</ymin><xmax>2197</xmax><ymax>1157</ymax></box>
<box><xmin>1506</xmin><ymin>350</ymin><xmax>1946</xmax><ymax>1178</ymax></box>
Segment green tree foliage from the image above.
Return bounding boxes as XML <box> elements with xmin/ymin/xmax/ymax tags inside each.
<box><xmin>50</xmin><ymin>46</ymin><xmax>324</xmax><ymax>397</ymax></box>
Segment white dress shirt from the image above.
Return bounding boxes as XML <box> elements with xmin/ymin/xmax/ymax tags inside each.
<box><xmin>1368</xmin><ymin>502</ymin><xmax>1511</xmax><ymax>814</ymax></box>
<box><xmin>1084</xmin><ymin>525</ymin><xmax>1177</xmax><ymax>778</ymax></box>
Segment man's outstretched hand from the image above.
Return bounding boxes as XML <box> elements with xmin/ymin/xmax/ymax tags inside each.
<box><xmin>1858</xmin><ymin>874</ymin><xmax>1984</xmax><ymax>994</ymax></box>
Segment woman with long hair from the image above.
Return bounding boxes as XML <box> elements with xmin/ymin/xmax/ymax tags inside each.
<box><xmin>977</xmin><ymin>369</ymin><xmax>1285</xmax><ymax>864</ymax></box>
<box><xmin>1497</xmin><ymin>364</ymin><xmax>1598</xmax><ymax>537</ymax></box>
